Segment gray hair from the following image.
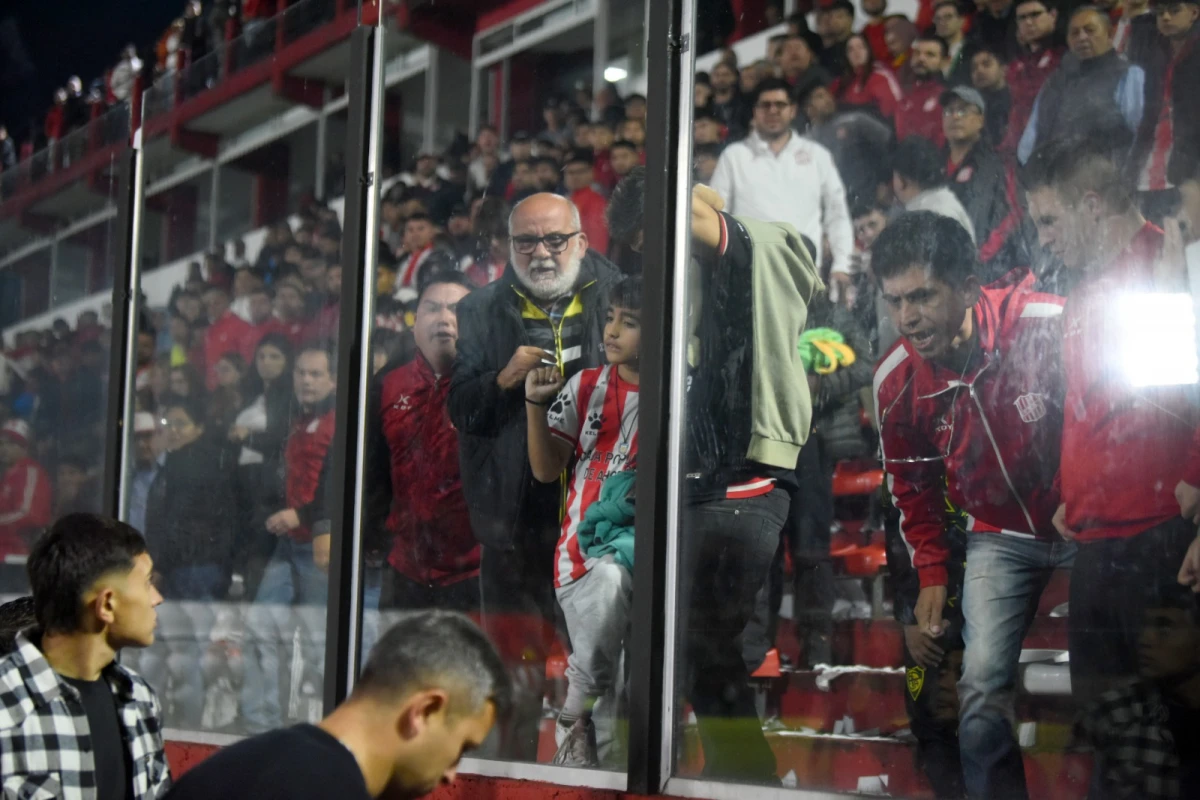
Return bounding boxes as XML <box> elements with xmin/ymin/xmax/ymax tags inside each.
<box><xmin>508</xmin><ymin>193</ymin><xmax>583</xmax><ymax>236</ymax></box>
<box><xmin>357</xmin><ymin>610</ymin><xmax>512</xmax><ymax>719</ymax></box>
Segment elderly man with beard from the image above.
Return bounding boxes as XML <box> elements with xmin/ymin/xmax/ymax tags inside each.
<box><xmin>448</xmin><ymin>193</ymin><xmax>620</xmax><ymax>760</ymax></box>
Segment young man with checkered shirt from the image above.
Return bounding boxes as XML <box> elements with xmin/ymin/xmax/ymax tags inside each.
<box><xmin>0</xmin><ymin>513</ymin><xmax>170</xmax><ymax>799</ymax></box>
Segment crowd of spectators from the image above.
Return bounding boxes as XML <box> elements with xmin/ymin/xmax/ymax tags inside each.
<box><xmin>0</xmin><ymin>0</ymin><xmax>339</xmax><ymax>175</ymax></box>
<box><xmin>2</xmin><ymin>0</ymin><xmax>1200</xmax><ymax>794</ymax></box>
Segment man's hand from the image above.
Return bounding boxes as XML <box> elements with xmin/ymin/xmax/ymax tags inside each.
<box><xmin>228</xmin><ymin>425</ymin><xmax>250</xmax><ymax>443</ymax></box>
<box><xmin>691</xmin><ymin>184</ymin><xmax>726</xmax><ymax>249</ymax></box>
<box><xmin>312</xmin><ymin>533</ymin><xmax>331</xmax><ymax>573</ymax></box>
<box><xmin>904</xmin><ymin>624</ymin><xmax>946</xmax><ymax>669</ymax></box>
<box><xmin>915</xmin><ymin>585</ymin><xmax>948</xmax><ymax>637</ymax></box>
<box><xmin>266</xmin><ymin>508</ymin><xmax>301</xmax><ymax>536</ymax></box>
<box><xmin>525</xmin><ymin>366</ymin><xmax>564</xmax><ymax>405</ymax></box>
<box><xmin>1052</xmin><ymin>503</ymin><xmax>1078</xmax><ymax>540</ymax></box>
<box><xmin>498</xmin><ymin>346</ymin><xmax>550</xmax><ymax>391</ymax></box>
<box><xmin>1177</xmin><ymin>480</ymin><xmax>1200</xmax><ymax>525</ymax></box>
<box><xmin>829</xmin><ymin>271</ymin><xmax>853</xmax><ymax>306</ymax></box>
<box><xmin>1178</xmin><ymin>534</ymin><xmax>1200</xmax><ymax>593</ymax></box>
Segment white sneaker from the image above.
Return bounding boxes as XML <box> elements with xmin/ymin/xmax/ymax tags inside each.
<box><xmin>551</xmin><ymin>717</ymin><xmax>599</xmax><ymax>767</ymax></box>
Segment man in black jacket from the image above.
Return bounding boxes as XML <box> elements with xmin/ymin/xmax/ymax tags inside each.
<box><xmin>1016</xmin><ymin>6</ymin><xmax>1146</xmax><ymax>167</ymax></box>
<box><xmin>607</xmin><ymin>170</ymin><xmax>820</xmax><ymax>783</ymax></box>
<box><xmin>943</xmin><ymin>86</ymin><xmax>1029</xmax><ymax>281</ymax></box>
<box><xmin>448</xmin><ymin>192</ymin><xmax>620</xmax><ymax>760</ymax></box>
<box><xmin>1130</xmin><ymin>0</ymin><xmax>1199</xmax><ymax>221</ymax></box>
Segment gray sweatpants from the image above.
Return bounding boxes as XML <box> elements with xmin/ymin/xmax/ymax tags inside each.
<box><xmin>555</xmin><ymin>555</ymin><xmax>633</xmax><ymax>750</ymax></box>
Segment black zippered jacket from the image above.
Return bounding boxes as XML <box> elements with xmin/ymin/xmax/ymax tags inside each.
<box><xmin>448</xmin><ymin>252</ymin><xmax>620</xmax><ymax>550</ymax></box>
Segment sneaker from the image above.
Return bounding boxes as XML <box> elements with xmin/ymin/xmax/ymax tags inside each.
<box><xmin>551</xmin><ymin>717</ymin><xmax>599</xmax><ymax>768</ymax></box>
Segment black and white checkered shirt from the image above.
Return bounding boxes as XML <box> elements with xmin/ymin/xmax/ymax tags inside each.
<box><xmin>0</xmin><ymin>631</ymin><xmax>171</xmax><ymax>799</ymax></box>
<box><xmin>1076</xmin><ymin>681</ymin><xmax>1182</xmax><ymax>799</ymax></box>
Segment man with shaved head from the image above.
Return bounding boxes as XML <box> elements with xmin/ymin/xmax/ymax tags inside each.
<box><xmin>1017</xmin><ymin>5</ymin><xmax>1147</xmax><ymax>165</ymax></box>
<box><xmin>448</xmin><ymin>192</ymin><xmax>620</xmax><ymax>760</ymax></box>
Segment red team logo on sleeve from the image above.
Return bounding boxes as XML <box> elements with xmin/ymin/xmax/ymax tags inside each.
<box><xmin>1014</xmin><ymin>392</ymin><xmax>1048</xmax><ymax>424</ymax></box>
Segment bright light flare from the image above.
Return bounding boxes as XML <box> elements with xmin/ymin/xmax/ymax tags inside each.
<box><xmin>603</xmin><ymin>66</ymin><xmax>628</xmax><ymax>83</ymax></box>
<box><xmin>1119</xmin><ymin>292</ymin><xmax>1200</xmax><ymax>387</ymax></box>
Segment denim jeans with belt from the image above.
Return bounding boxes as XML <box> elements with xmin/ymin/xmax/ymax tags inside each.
<box><xmin>958</xmin><ymin>533</ymin><xmax>1075</xmax><ymax>799</ymax></box>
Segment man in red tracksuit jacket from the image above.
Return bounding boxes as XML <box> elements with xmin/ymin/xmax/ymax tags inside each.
<box><xmin>896</xmin><ymin>36</ymin><xmax>949</xmax><ymax>148</ymax></box>
<box><xmin>0</xmin><ymin>420</ymin><xmax>52</xmax><ymax>563</ymax></box>
<box><xmin>241</xmin><ymin>342</ymin><xmax>336</xmax><ymax>733</ymax></box>
<box><xmin>367</xmin><ymin>273</ymin><xmax>481</xmax><ymax>612</ymax></box>
<box><xmin>1026</xmin><ymin>145</ymin><xmax>1200</xmax><ymax>709</ymax></box>
<box><xmin>872</xmin><ymin>211</ymin><xmax>1073</xmax><ymax>799</ymax></box>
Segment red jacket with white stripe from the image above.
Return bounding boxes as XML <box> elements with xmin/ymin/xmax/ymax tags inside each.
<box><xmin>283</xmin><ymin>400</ymin><xmax>336</xmax><ymax>544</ymax></box>
<box><xmin>874</xmin><ymin>270</ymin><xmax>1066</xmax><ymax>589</ymax></box>
<box><xmin>1060</xmin><ymin>222</ymin><xmax>1200</xmax><ymax>540</ymax></box>
<box><xmin>0</xmin><ymin>457</ymin><xmax>53</xmax><ymax>560</ymax></box>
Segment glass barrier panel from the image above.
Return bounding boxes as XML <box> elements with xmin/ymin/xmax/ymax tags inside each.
<box><xmin>279</xmin><ymin>0</ymin><xmax>339</xmax><ymax>48</ymax></box>
<box><xmin>666</xmin><ymin>2</ymin><xmax>1200</xmax><ymax>798</ymax></box>
<box><xmin>118</xmin><ymin>25</ymin><xmax>352</xmax><ymax>736</ymax></box>
<box><xmin>355</xmin><ymin>13</ymin><xmax>646</xmax><ymax>773</ymax></box>
<box><xmin>0</xmin><ymin>141</ymin><xmax>125</xmax><ymax>602</ymax></box>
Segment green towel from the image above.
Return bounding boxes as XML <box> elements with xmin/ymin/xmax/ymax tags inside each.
<box><xmin>576</xmin><ymin>469</ymin><xmax>637</xmax><ymax>572</ymax></box>
<box><xmin>798</xmin><ymin>327</ymin><xmax>847</xmax><ymax>372</ymax></box>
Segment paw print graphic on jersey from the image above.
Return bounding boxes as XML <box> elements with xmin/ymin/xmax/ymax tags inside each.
<box><xmin>549</xmin><ymin>395</ymin><xmax>572</xmax><ymax>417</ymax></box>
<box><xmin>587</xmin><ymin>411</ymin><xmax>604</xmax><ymax>432</ymax></box>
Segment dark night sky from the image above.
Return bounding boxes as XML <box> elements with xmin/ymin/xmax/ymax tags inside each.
<box><xmin>0</xmin><ymin>1</ymin><xmax>181</xmax><ymax>141</ymax></box>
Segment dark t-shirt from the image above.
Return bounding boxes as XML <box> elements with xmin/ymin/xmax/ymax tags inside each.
<box><xmin>164</xmin><ymin>724</ymin><xmax>371</xmax><ymax>800</ymax></box>
<box><xmin>64</xmin><ymin>675</ymin><xmax>132</xmax><ymax>800</ymax></box>
<box><xmin>1167</xmin><ymin>699</ymin><xmax>1200</xmax><ymax>796</ymax></box>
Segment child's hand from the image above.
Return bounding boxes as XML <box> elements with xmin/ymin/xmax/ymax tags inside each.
<box><xmin>525</xmin><ymin>367</ymin><xmax>564</xmax><ymax>405</ymax></box>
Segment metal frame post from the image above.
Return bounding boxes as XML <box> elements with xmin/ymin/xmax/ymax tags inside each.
<box><xmin>423</xmin><ymin>48</ymin><xmax>439</xmax><ymax>153</ymax></box>
<box><xmin>322</xmin><ymin>20</ymin><xmax>385</xmax><ymax>711</ymax></box>
<box><xmin>209</xmin><ymin>163</ymin><xmax>221</xmax><ymax>252</ymax></box>
<box><xmin>101</xmin><ymin>145</ymin><xmax>143</xmax><ymax>520</ymax></box>
<box><xmin>316</xmin><ymin>86</ymin><xmax>331</xmax><ymax>201</ymax></box>
<box><xmin>593</xmin><ymin>0</ymin><xmax>610</xmax><ymax>110</ymax></box>
<box><xmin>626</xmin><ymin>0</ymin><xmax>685</xmax><ymax>792</ymax></box>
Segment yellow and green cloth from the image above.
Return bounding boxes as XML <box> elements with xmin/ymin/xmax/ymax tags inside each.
<box><xmin>798</xmin><ymin>327</ymin><xmax>856</xmax><ymax>375</ymax></box>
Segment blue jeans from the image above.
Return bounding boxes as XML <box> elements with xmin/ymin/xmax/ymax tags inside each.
<box><xmin>240</xmin><ymin>537</ymin><xmax>328</xmax><ymax>733</ymax></box>
<box><xmin>958</xmin><ymin>533</ymin><xmax>1075</xmax><ymax>800</ymax></box>
<box><xmin>359</xmin><ymin>568</ymin><xmax>383</xmax><ymax>665</ymax></box>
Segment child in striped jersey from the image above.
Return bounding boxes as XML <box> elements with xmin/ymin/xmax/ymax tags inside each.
<box><xmin>524</xmin><ymin>276</ymin><xmax>642</xmax><ymax>768</ymax></box>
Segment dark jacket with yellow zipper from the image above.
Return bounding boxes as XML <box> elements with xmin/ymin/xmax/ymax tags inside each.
<box><xmin>448</xmin><ymin>251</ymin><xmax>621</xmax><ymax>551</ymax></box>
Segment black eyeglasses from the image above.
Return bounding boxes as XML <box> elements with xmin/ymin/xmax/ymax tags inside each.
<box><xmin>756</xmin><ymin>100</ymin><xmax>792</xmax><ymax>111</ymax></box>
<box><xmin>1016</xmin><ymin>9</ymin><xmax>1045</xmax><ymax>21</ymax></box>
<box><xmin>511</xmin><ymin>231</ymin><xmax>581</xmax><ymax>255</ymax></box>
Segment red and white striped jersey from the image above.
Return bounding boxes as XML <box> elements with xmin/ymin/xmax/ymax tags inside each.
<box><xmin>546</xmin><ymin>365</ymin><xmax>638</xmax><ymax>588</ymax></box>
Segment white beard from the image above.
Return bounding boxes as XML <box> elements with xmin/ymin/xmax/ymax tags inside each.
<box><xmin>514</xmin><ymin>251</ymin><xmax>583</xmax><ymax>301</ymax></box>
